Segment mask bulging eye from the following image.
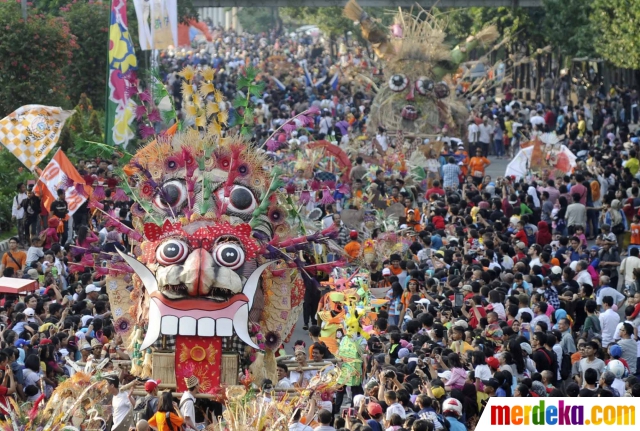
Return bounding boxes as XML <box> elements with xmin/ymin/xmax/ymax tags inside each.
<box><xmin>415</xmin><ymin>77</ymin><xmax>434</xmax><ymax>95</ymax></box>
<box><xmin>389</xmin><ymin>74</ymin><xmax>408</xmax><ymax>92</ymax></box>
<box><xmin>156</xmin><ymin>239</ymin><xmax>189</xmax><ymax>265</ymax></box>
<box><xmin>154</xmin><ymin>180</ymin><xmax>187</xmax><ymax>211</ymax></box>
<box><xmin>213</xmin><ymin>243</ymin><xmax>245</xmax><ymax>270</ymax></box>
<box><xmin>217</xmin><ymin>185</ymin><xmax>257</xmax><ymax>214</ymax></box>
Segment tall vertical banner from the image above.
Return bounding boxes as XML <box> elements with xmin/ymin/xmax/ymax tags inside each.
<box><xmin>133</xmin><ymin>0</ymin><xmax>178</xmax><ymax>50</ymax></box>
<box><xmin>37</xmin><ymin>150</ymin><xmax>90</xmax><ymax>216</ymax></box>
<box><xmin>106</xmin><ymin>0</ymin><xmax>138</xmax><ymax>147</ymax></box>
<box><xmin>0</xmin><ymin>105</ymin><xmax>74</xmax><ymax>171</ymax></box>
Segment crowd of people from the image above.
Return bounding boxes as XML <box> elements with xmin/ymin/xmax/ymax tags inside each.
<box><xmin>1</xmin><ymin>20</ymin><xmax>640</xmax><ymax>431</ymax></box>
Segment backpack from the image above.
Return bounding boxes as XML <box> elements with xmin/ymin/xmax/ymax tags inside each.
<box><xmin>612</xmin><ymin>222</ymin><xmax>625</xmax><ymax>235</ymax></box>
<box><xmin>581</xmin><ymin>315</ymin><xmax>601</xmax><ymax>340</ymax></box>
<box><xmin>133</xmin><ymin>395</ymin><xmax>157</xmax><ymax>423</ymax></box>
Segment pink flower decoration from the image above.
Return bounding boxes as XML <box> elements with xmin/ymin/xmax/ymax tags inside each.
<box><xmin>282</xmin><ymin>122</ymin><xmax>296</xmax><ymax>134</ymax></box>
<box><xmin>139</xmin><ymin>124</ymin><xmax>155</xmax><ymax>140</ymax></box>
<box><xmin>135</xmin><ymin>104</ymin><xmax>147</xmax><ymax>121</ymax></box>
<box><xmin>285</xmin><ymin>183</ymin><xmax>295</xmax><ymax>194</ymax></box>
<box><xmin>113</xmin><ymin>188</ymin><xmax>128</xmax><ymax>201</ymax></box>
<box><xmin>148</xmin><ymin>109</ymin><xmax>162</xmax><ymax>123</ymax></box>
<box><xmin>92</xmin><ymin>185</ymin><xmax>105</xmax><ymax>201</ymax></box>
<box><xmin>138</xmin><ymin>89</ymin><xmax>152</xmax><ymax>103</ymax></box>
<box><xmin>266</xmin><ymin>139</ymin><xmax>280</xmax><ymax>151</ymax></box>
<box><xmin>309</xmin><ymin>179</ymin><xmax>321</xmax><ymax>191</ymax></box>
<box><xmin>320</xmin><ymin>189</ymin><xmax>335</xmax><ymax>205</ymax></box>
<box><xmin>337</xmin><ymin>183</ymin><xmax>350</xmax><ymax>194</ymax></box>
<box><xmin>299</xmin><ymin>190</ymin><xmax>311</xmax><ymax>204</ymax></box>
<box><xmin>125</xmin><ymin>85</ymin><xmax>139</xmax><ymax>98</ymax></box>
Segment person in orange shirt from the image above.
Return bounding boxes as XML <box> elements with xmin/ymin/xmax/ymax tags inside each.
<box><xmin>148</xmin><ymin>391</ymin><xmax>185</xmax><ymax>431</ymax></box>
<box><xmin>630</xmin><ymin>212</ymin><xmax>640</xmax><ymax>250</ymax></box>
<box><xmin>467</xmin><ymin>148</ymin><xmax>491</xmax><ymax>186</ymax></box>
<box><xmin>455</xmin><ymin>143</ymin><xmax>469</xmax><ymax>177</ymax></box>
<box><xmin>0</xmin><ymin>237</ymin><xmax>26</xmax><ymax>275</ymax></box>
<box><xmin>344</xmin><ymin>231</ymin><xmax>362</xmax><ymax>260</ymax></box>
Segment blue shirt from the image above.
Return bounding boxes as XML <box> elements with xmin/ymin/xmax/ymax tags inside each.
<box><xmin>446</xmin><ymin>416</ymin><xmax>468</xmax><ymax>431</ymax></box>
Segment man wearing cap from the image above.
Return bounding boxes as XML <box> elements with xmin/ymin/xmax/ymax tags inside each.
<box><xmin>134</xmin><ymin>379</ymin><xmax>160</xmax><ymax>422</ymax></box>
<box><xmin>86</xmin><ymin>284</ymin><xmax>101</xmax><ymax>301</ymax></box>
<box><xmin>180</xmin><ymin>375</ymin><xmax>199</xmax><ymax>431</ymax></box>
<box><xmin>291</xmin><ymin>346</ymin><xmax>316</xmax><ymax>388</ymax></box>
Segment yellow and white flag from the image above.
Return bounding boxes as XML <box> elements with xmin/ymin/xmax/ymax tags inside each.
<box><xmin>0</xmin><ymin>105</ymin><xmax>74</xmax><ymax>171</ymax></box>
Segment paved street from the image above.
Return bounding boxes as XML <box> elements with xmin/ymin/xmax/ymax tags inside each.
<box><xmin>284</xmin><ymin>155</ymin><xmax>511</xmax><ymax>350</ymax></box>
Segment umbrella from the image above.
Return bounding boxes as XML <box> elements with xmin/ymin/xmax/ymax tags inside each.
<box><xmin>505</xmin><ymin>146</ymin><xmax>533</xmax><ymax>179</ymax></box>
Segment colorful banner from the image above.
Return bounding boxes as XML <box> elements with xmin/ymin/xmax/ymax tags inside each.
<box><xmin>106</xmin><ymin>0</ymin><xmax>138</xmax><ymax>147</ymax></box>
<box><xmin>0</xmin><ymin>105</ymin><xmax>74</xmax><ymax>171</ymax></box>
<box><xmin>37</xmin><ymin>150</ymin><xmax>89</xmax><ymax>216</ymax></box>
<box><xmin>175</xmin><ymin>335</ymin><xmax>222</xmax><ymax>395</ymax></box>
<box><xmin>133</xmin><ymin>0</ymin><xmax>177</xmax><ymax>50</ymax></box>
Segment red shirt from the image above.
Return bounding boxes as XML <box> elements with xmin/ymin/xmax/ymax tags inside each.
<box><xmin>468</xmin><ymin>306</ymin><xmax>487</xmax><ymax>329</ymax></box>
<box><xmin>425</xmin><ymin>187</ymin><xmax>445</xmax><ymax>199</ymax></box>
<box><xmin>0</xmin><ymin>386</ymin><xmax>8</xmax><ymax>415</ymax></box>
<box><xmin>432</xmin><ymin>216</ymin><xmax>446</xmax><ymax>230</ymax></box>
<box><xmin>514</xmin><ymin>229</ymin><xmax>528</xmax><ymax>246</ymax></box>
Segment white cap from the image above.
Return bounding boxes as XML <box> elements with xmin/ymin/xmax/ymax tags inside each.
<box><xmin>24</xmin><ymin>308</ymin><xmax>35</xmax><ymax>317</ymax></box>
<box><xmin>85</xmin><ymin>284</ymin><xmax>100</xmax><ymax>293</ymax></box>
<box><xmin>382</xmin><ymin>268</ymin><xmax>391</xmax><ymax>276</ymax></box>
<box><xmin>415</xmin><ymin>298</ymin><xmax>431</xmax><ymax>305</ymax></box>
<box><xmin>551</xmin><ymin>266</ymin><xmax>562</xmax><ymax>275</ymax></box>
<box><xmin>453</xmin><ymin>320</ymin><xmax>469</xmax><ymax>329</ymax></box>
<box><xmin>437</xmin><ymin>370</ymin><xmax>452</xmax><ymax>380</ymax></box>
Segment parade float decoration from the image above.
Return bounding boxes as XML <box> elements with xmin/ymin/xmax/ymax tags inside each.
<box><xmin>505</xmin><ymin>133</ymin><xmax>577</xmax><ymax>180</ymax></box>
<box><xmin>85</xmin><ymin>66</ymin><xmax>345</xmax><ymax>395</ymax></box>
<box><xmin>344</xmin><ymin>0</ymin><xmax>499</xmax><ymax>140</ymax></box>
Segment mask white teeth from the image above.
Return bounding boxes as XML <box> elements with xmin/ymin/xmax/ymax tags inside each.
<box><xmin>140</xmin><ymin>301</ymin><xmax>162</xmax><ymax>350</ymax></box>
<box><xmin>233</xmin><ymin>304</ymin><xmax>258</xmax><ymax>348</ymax></box>
<box><xmin>178</xmin><ymin>317</ymin><xmax>197</xmax><ymax>336</ymax></box>
<box><xmin>198</xmin><ymin>318</ymin><xmax>216</xmax><ymax>336</ymax></box>
<box><xmin>161</xmin><ymin>316</ymin><xmax>178</xmax><ymax>335</ymax></box>
<box><xmin>216</xmin><ymin>318</ymin><xmax>233</xmax><ymax>336</ymax></box>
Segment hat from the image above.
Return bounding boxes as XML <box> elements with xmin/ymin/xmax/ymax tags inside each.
<box><xmin>516</xmin><ymin>242</ymin><xmax>527</xmax><ymax>250</ymax></box>
<box><xmin>382</xmin><ymin>268</ymin><xmax>391</xmax><ymax>276</ymax></box>
<box><xmin>486</xmin><ymin>357</ymin><xmax>500</xmax><ymax>369</ymax></box>
<box><xmin>349</xmin><ymin>230</ymin><xmax>358</xmax><ymax>239</ymax></box>
<box><xmin>398</xmin><ymin>348</ymin><xmax>410</xmax><ymax>359</ymax></box>
<box><xmin>14</xmin><ymin>339</ymin><xmax>30</xmax><ymax>348</ymax></box>
<box><xmin>531</xmin><ymin>381</ymin><xmax>547</xmax><ymax>397</ymax></box>
<box><xmin>24</xmin><ymin>308</ymin><xmax>35</xmax><ymax>317</ymax></box>
<box><xmin>551</xmin><ymin>266</ymin><xmax>562</xmax><ymax>275</ymax></box>
<box><xmin>453</xmin><ymin>320</ymin><xmax>469</xmax><ymax>329</ymax></box>
<box><xmin>457</xmin><ymin>142</ymin><xmax>465</xmax><ymax>149</ymax></box>
<box><xmin>27</xmin><ymin>269</ymin><xmax>39</xmax><ymax>280</ymax></box>
<box><xmin>609</xmin><ymin>344</ymin><xmax>622</xmax><ymax>359</ymax></box>
<box><xmin>39</xmin><ymin>323</ymin><xmax>54</xmax><ymax>333</ymax></box>
<box><xmin>437</xmin><ymin>370</ymin><xmax>452</xmax><ymax>380</ymax></box>
<box><xmin>39</xmin><ymin>338</ymin><xmax>52</xmax><ymax>345</ymax></box>
<box><xmin>482</xmin><ymin>378</ymin><xmax>500</xmax><ymax>389</ymax></box>
<box><xmin>461</xmin><ymin>284</ymin><xmax>472</xmax><ymax>292</ymax></box>
<box><xmin>185</xmin><ymin>375</ymin><xmax>200</xmax><ymax>389</ymax></box>
<box><xmin>85</xmin><ymin>284</ymin><xmax>100</xmax><ymax>294</ymax></box>
<box><xmin>145</xmin><ymin>379</ymin><xmax>162</xmax><ymax>392</ymax></box>
<box><xmin>81</xmin><ymin>343</ymin><xmax>92</xmax><ymax>351</ymax></box>
<box><xmin>520</xmin><ymin>342</ymin><xmax>532</xmax><ymax>355</ymax></box>
<box><xmin>294</xmin><ymin>345</ymin><xmax>306</xmax><ymax>356</ymax></box>
<box><xmin>366</xmin><ymin>380</ymin><xmax>379</xmax><ymax>390</ymax></box>
<box><xmin>415</xmin><ymin>298</ymin><xmax>431</xmax><ymax>305</ymax></box>
<box><xmin>90</xmin><ymin>338</ymin><xmax>103</xmax><ymax>348</ymax></box>
<box><xmin>81</xmin><ymin>315</ymin><xmax>94</xmax><ymax>327</ymax></box>
<box><xmin>431</xmin><ymin>386</ymin><xmax>446</xmax><ymax>398</ymax></box>
<box><xmin>367</xmin><ymin>403</ymin><xmax>383</xmax><ymax>416</ymax></box>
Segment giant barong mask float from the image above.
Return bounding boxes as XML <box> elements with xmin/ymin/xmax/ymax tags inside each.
<box><xmin>344</xmin><ymin>0</ymin><xmax>499</xmax><ymax>137</ymax></box>
<box><xmin>95</xmin><ymin>66</ymin><xmax>343</xmax><ymax>393</ymax></box>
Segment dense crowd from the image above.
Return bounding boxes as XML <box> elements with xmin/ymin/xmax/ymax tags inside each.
<box><xmin>2</xmin><ymin>22</ymin><xmax>640</xmax><ymax>431</ymax></box>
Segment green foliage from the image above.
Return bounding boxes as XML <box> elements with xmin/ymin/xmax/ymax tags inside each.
<box><xmin>60</xmin><ymin>1</ymin><xmax>109</xmax><ymax>111</ymax></box>
<box><xmin>0</xmin><ymin>2</ymin><xmax>75</xmax><ymax>116</ymax></box>
<box><xmin>231</xmin><ymin>66</ymin><xmax>265</xmax><ymax>137</ymax></box>
<box><xmin>591</xmin><ymin>0</ymin><xmax>640</xmax><ymax>69</ymax></box>
<box><xmin>237</xmin><ymin>7</ymin><xmax>274</xmax><ymax>34</ymax></box>
<box><xmin>542</xmin><ymin>0</ymin><xmax>595</xmax><ymax>58</ymax></box>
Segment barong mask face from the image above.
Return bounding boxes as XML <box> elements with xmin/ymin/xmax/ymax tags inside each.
<box><xmin>122</xmin><ymin>127</ymin><xmax>285</xmax><ymax>351</ymax></box>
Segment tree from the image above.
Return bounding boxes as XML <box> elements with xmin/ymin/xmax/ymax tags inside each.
<box><xmin>0</xmin><ymin>2</ymin><xmax>76</xmax><ymax>116</ymax></box>
<box><xmin>542</xmin><ymin>0</ymin><xmax>595</xmax><ymax>58</ymax></box>
<box><xmin>591</xmin><ymin>0</ymin><xmax>640</xmax><ymax>69</ymax></box>
<box><xmin>237</xmin><ymin>7</ymin><xmax>275</xmax><ymax>34</ymax></box>
<box><xmin>60</xmin><ymin>1</ymin><xmax>110</xmax><ymax>111</ymax></box>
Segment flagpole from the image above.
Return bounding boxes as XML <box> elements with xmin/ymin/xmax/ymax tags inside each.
<box><xmin>104</xmin><ymin>0</ymin><xmax>114</xmax><ymax>146</ymax></box>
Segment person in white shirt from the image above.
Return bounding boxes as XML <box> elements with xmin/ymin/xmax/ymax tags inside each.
<box><xmin>530</xmin><ymin>302</ymin><xmax>551</xmax><ymax>330</ymax></box>
<box><xmin>26</xmin><ymin>238</ymin><xmax>44</xmax><ymax>267</ymax></box>
<box><xmin>620</xmin><ymin>248</ymin><xmax>640</xmax><ymax>289</ymax></box>
<box><xmin>376</xmin><ymin>127</ymin><xmax>388</xmax><ymax>152</ymax></box>
<box><xmin>290</xmin><ymin>346</ymin><xmax>317</xmax><ymax>387</ymax></box>
<box><xmin>530</xmin><ymin>110</ymin><xmax>545</xmax><ymax>128</ymax></box>
<box><xmin>180</xmin><ymin>375</ymin><xmax>200</xmax><ymax>431</ymax></box>
<box><xmin>276</xmin><ymin>363</ymin><xmax>293</xmax><ymax>389</ymax></box>
<box><xmin>105</xmin><ymin>374</ymin><xmax>138</xmax><ymax>431</ymax></box>
<box><xmin>599</xmin><ymin>296</ymin><xmax>621</xmax><ymax>347</ymax></box>
<box><xmin>12</xmin><ymin>183</ymin><xmax>27</xmax><ymax>245</ymax></box>
<box><xmin>595</xmin><ymin>276</ymin><xmax>625</xmax><ymax>307</ymax></box>
<box><xmin>478</xmin><ymin>117</ymin><xmax>494</xmax><ymax>157</ymax></box>
<box><xmin>318</xmin><ymin>112</ymin><xmax>332</xmax><ymax>137</ymax></box>
<box><xmin>467</xmin><ymin>120</ymin><xmax>479</xmax><ymax>154</ymax></box>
